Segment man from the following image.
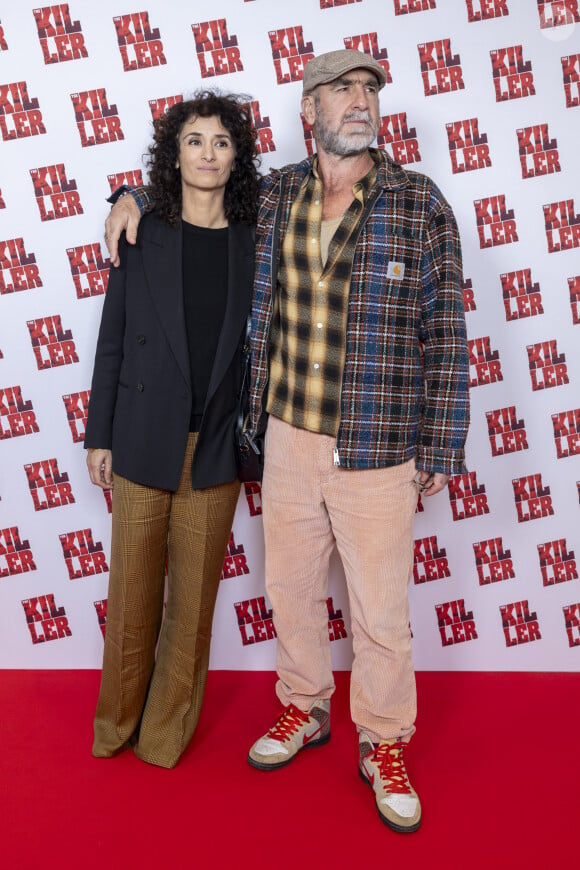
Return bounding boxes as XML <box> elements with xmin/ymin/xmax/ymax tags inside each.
<box><xmin>104</xmin><ymin>50</ymin><xmax>469</xmax><ymax>832</ymax></box>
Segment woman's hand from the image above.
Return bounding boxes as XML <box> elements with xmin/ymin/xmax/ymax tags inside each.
<box><xmin>87</xmin><ymin>448</ymin><xmax>113</xmax><ymax>490</ymax></box>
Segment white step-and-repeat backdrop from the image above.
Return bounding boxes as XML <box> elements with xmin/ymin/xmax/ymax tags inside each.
<box><xmin>0</xmin><ymin>0</ymin><xmax>578</xmax><ymax>670</ymax></box>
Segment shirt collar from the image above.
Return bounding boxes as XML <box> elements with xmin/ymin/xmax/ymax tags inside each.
<box><xmin>304</xmin><ymin>151</ymin><xmax>379</xmax><ymax>203</ymax></box>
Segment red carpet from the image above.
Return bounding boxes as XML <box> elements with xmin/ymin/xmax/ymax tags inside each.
<box><xmin>1</xmin><ymin>670</ymin><xmax>577</xmax><ymax>868</ymax></box>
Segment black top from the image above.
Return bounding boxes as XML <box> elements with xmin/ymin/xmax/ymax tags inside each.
<box><xmin>182</xmin><ymin>220</ymin><xmax>229</xmax><ymax>431</ymax></box>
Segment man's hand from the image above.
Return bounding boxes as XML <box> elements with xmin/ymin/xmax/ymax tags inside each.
<box><xmin>105</xmin><ymin>194</ymin><xmax>141</xmax><ymax>266</ymax></box>
<box><xmin>87</xmin><ymin>448</ymin><xmax>113</xmax><ymax>490</ymax></box>
<box><xmin>415</xmin><ymin>470</ymin><xmax>450</xmax><ymax>497</ymax></box>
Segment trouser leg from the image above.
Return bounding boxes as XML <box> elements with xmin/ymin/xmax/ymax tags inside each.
<box><xmin>327</xmin><ymin>459</ymin><xmax>418</xmax><ymax>743</ymax></box>
<box><xmin>93</xmin><ymin>474</ymin><xmax>169</xmax><ymax>757</ymax></box>
<box><xmin>135</xmin><ymin>435</ymin><xmax>240</xmax><ymax>767</ymax></box>
<box><xmin>262</xmin><ymin>417</ymin><xmax>336</xmax><ymax>710</ymax></box>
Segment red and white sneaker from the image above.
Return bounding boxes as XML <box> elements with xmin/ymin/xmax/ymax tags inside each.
<box><xmin>247</xmin><ymin>700</ymin><xmax>330</xmax><ymax>770</ymax></box>
<box><xmin>358</xmin><ymin>733</ymin><xmax>421</xmax><ymax>832</ymax></box>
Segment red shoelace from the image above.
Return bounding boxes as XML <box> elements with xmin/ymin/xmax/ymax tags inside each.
<box><xmin>371</xmin><ymin>741</ymin><xmax>412</xmax><ymax>795</ymax></box>
<box><xmin>266</xmin><ymin>705</ymin><xmax>310</xmax><ymax>743</ymax></box>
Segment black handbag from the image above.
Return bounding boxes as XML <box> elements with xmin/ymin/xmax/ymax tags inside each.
<box><xmin>235</xmin><ymin>316</ymin><xmax>264</xmax><ymax>482</ymax></box>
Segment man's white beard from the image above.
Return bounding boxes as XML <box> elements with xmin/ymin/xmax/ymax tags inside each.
<box><xmin>314</xmin><ymin>108</ymin><xmax>378</xmax><ymax>156</ymax></box>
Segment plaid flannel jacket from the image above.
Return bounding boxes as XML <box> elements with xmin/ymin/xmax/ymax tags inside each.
<box><xmin>248</xmin><ymin>149</ymin><xmax>470</xmax><ymax>475</ymax></box>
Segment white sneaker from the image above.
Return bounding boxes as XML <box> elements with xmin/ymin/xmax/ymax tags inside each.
<box><xmin>248</xmin><ymin>699</ymin><xmax>330</xmax><ymax>770</ymax></box>
<box><xmin>358</xmin><ymin>732</ymin><xmax>421</xmax><ymax>832</ymax></box>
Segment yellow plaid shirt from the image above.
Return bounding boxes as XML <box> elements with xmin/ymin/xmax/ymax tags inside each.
<box><xmin>267</xmin><ymin>157</ymin><xmax>378</xmax><ymax>435</ymax></box>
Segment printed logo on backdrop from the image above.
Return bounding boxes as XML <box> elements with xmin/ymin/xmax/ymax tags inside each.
<box><xmin>94</xmin><ymin>599</ymin><xmax>107</xmax><ymax>639</ymax></box>
<box><xmin>0</xmin><ymin>188</ymin><xmax>4</xmax><ymax>208</ymax></box>
<box><xmin>475</xmin><ymin>195</ymin><xmax>518</xmax><ymax>249</ymax></box>
<box><xmin>448</xmin><ymin>471</ymin><xmax>490</xmax><ymax>521</ymax></box>
<box><xmin>435</xmin><ymin>599</ymin><xmax>478</xmax><ymax>647</ymax></box>
<box><xmin>463</xmin><ymin>277</ymin><xmax>476</xmax><ymax>312</ymax></box>
<box><xmin>552</xmin><ymin>408</ymin><xmax>580</xmax><ymax>458</ymax></box>
<box><xmin>468</xmin><ymin>336</ymin><xmax>503</xmax><ymax>387</ymax></box>
<box><xmin>113</xmin><ymin>12</ymin><xmax>165</xmax><ymax>71</ymax></box>
<box><xmin>24</xmin><ymin>458</ymin><xmax>75</xmax><ymax>511</ymax></box>
<box><xmin>248</xmin><ymin>101</ymin><xmax>276</xmax><ymax>155</ymax></box>
<box><xmin>268</xmin><ymin>25</ymin><xmax>314</xmax><ymax>85</ymax></box>
<box><xmin>234</xmin><ymin>596</ymin><xmax>347</xmax><ymax>646</ymax></box>
<box><xmin>149</xmin><ymin>95</ymin><xmax>182</xmax><ymax>120</ymax></box>
<box><xmin>378</xmin><ymin>112</ymin><xmax>421</xmax><ymax>165</ymax></box>
<box><xmin>22</xmin><ymin>594</ymin><xmax>72</xmax><ymax>644</ymax></box>
<box><xmin>394</xmin><ymin>0</ymin><xmax>436</xmax><ymax>14</ymax></box>
<box><xmin>544</xmin><ymin>199</ymin><xmax>580</xmax><ymax>252</ymax></box>
<box><xmin>0</xmin><ymin>237</ymin><xmax>42</xmax><ymax>295</ymax></box>
<box><xmin>561</xmin><ymin>54</ymin><xmax>580</xmax><ymax>107</ymax></box>
<box><xmin>33</xmin><ymin>5</ymin><xmax>88</xmax><ymax>65</ymax></box>
<box><xmin>0</xmin><ymin>527</ymin><xmax>36</xmax><ymax>579</ymax></box>
<box><xmin>321</xmin><ymin>0</ymin><xmax>362</xmax><ymax>7</ymax></box>
<box><xmin>473</xmin><ymin>537</ymin><xmax>515</xmax><ymax>585</ymax></box>
<box><xmin>527</xmin><ymin>339</ymin><xmax>569</xmax><ymax>390</ymax></box>
<box><xmin>0</xmin><ymin>385</ymin><xmax>39</xmax><ymax>442</ymax></box>
<box><xmin>538</xmin><ymin>538</ymin><xmax>577</xmax><ymax>586</ymax></box>
<box><xmin>301</xmin><ymin>113</ymin><xmax>314</xmax><ymax>156</ymax></box>
<box><xmin>569</xmin><ymin>276</ymin><xmax>580</xmax><ymax>323</ymax></box>
<box><xmin>446</xmin><ymin>118</ymin><xmax>491</xmax><ymax>174</ymax></box>
<box><xmin>413</xmin><ymin>535</ymin><xmax>450</xmax><ymax>583</ymax></box>
<box><xmin>418</xmin><ymin>38</ymin><xmax>464</xmax><ymax>96</ymax></box>
<box><xmin>60</xmin><ymin>529</ymin><xmax>108</xmax><ymax>580</ymax></box>
<box><xmin>0</xmin><ymin>81</ymin><xmax>45</xmax><ymax>142</ymax></box>
<box><xmin>62</xmin><ymin>391</ymin><xmax>90</xmax><ymax>443</ymax></box>
<box><xmin>512</xmin><ymin>473</ymin><xmax>554</xmax><ymax>523</ymax></box>
<box><xmin>563</xmin><ymin>603</ymin><xmax>580</xmax><ymax>647</ymax></box>
<box><xmin>466</xmin><ymin>0</ymin><xmax>509</xmax><ymax>21</ymax></box>
<box><xmin>243</xmin><ymin>482</ymin><xmax>262</xmax><ymax>517</ymax></box>
<box><xmin>517</xmin><ymin>124</ymin><xmax>561</xmax><ymax>179</ymax></box>
<box><xmin>490</xmin><ymin>45</ymin><xmax>535</xmax><ymax>101</ymax></box>
<box><xmin>192</xmin><ymin>19</ymin><xmax>243</xmax><ymax>78</ymax></box>
<box><xmin>343</xmin><ymin>33</ymin><xmax>392</xmax><ymax>83</ymax></box>
<box><xmin>538</xmin><ymin>1</ymin><xmax>580</xmax><ymax>28</ymax></box>
<box><xmin>30</xmin><ymin>164</ymin><xmax>83</xmax><ymax>221</ymax></box>
<box><xmin>27</xmin><ymin>315</ymin><xmax>79</xmax><ymax>371</ymax></box>
<box><xmin>66</xmin><ymin>243</ymin><xmax>110</xmax><ymax>298</ymax></box>
<box><xmin>501</xmin><ymin>269</ymin><xmax>543</xmax><ymax>321</ymax></box>
<box><xmin>486</xmin><ymin>406</ymin><xmax>528</xmax><ymax>457</ymax></box>
<box><xmin>327</xmin><ymin>598</ymin><xmax>348</xmax><ymax>641</ymax></box>
<box><xmin>0</xmin><ymin>21</ymin><xmax>7</xmax><ymax>51</ymax></box>
<box><xmin>220</xmin><ymin>532</ymin><xmax>249</xmax><ymax>580</ymax></box>
<box><xmin>71</xmin><ymin>90</ymin><xmax>124</xmax><ymax>147</ymax></box>
<box><xmin>500</xmin><ymin>600</ymin><xmax>541</xmax><ymax>647</ymax></box>
<box><xmin>234</xmin><ymin>596</ymin><xmax>276</xmax><ymax>646</ymax></box>
<box><xmin>108</xmin><ymin>170</ymin><xmax>144</xmax><ymax>192</ymax></box>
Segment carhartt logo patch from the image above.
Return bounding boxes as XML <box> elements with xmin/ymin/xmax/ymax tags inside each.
<box><xmin>387</xmin><ymin>261</ymin><xmax>405</xmax><ymax>279</ymax></box>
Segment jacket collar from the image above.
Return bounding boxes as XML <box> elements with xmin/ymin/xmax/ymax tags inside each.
<box><xmin>274</xmin><ymin>148</ymin><xmax>409</xmax><ymax>193</ymax></box>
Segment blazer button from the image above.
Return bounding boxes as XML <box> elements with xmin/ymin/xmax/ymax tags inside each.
<box><xmin>137</xmin><ymin>383</ymin><xmax>145</xmax><ymax>392</ymax></box>
<box><xmin>137</xmin><ymin>335</ymin><xmax>146</xmax><ymax>345</ymax></box>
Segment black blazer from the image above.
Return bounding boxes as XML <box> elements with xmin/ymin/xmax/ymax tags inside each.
<box><xmin>84</xmin><ymin>212</ymin><xmax>255</xmax><ymax>491</ymax></box>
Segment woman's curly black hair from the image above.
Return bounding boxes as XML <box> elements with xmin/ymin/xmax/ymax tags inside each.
<box><xmin>146</xmin><ymin>90</ymin><xmax>261</xmax><ymax>226</ymax></box>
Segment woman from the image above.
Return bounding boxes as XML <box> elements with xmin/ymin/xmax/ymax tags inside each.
<box><xmin>85</xmin><ymin>91</ymin><xmax>260</xmax><ymax>768</ymax></box>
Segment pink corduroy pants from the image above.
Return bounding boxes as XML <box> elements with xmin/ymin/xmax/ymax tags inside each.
<box><xmin>262</xmin><ymin>416</ymin><xmax>419</xmax><ymax>744</ymax></box>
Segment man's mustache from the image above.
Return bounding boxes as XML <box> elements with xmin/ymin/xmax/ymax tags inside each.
<box><xmin>342</xmin><ymin>111</ymin><xmax>374</xmax><ymax>124</ymax></box>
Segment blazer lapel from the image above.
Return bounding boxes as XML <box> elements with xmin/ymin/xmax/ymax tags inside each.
<box><xmin>140</xmin><ymin>216</ymin><xmax>191</xmax><ymax>390</ymax></box>
<box><xmin>205</xmin><ymin>222</ymin><xmax>255</xmax><ymax>404</ymax></box>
